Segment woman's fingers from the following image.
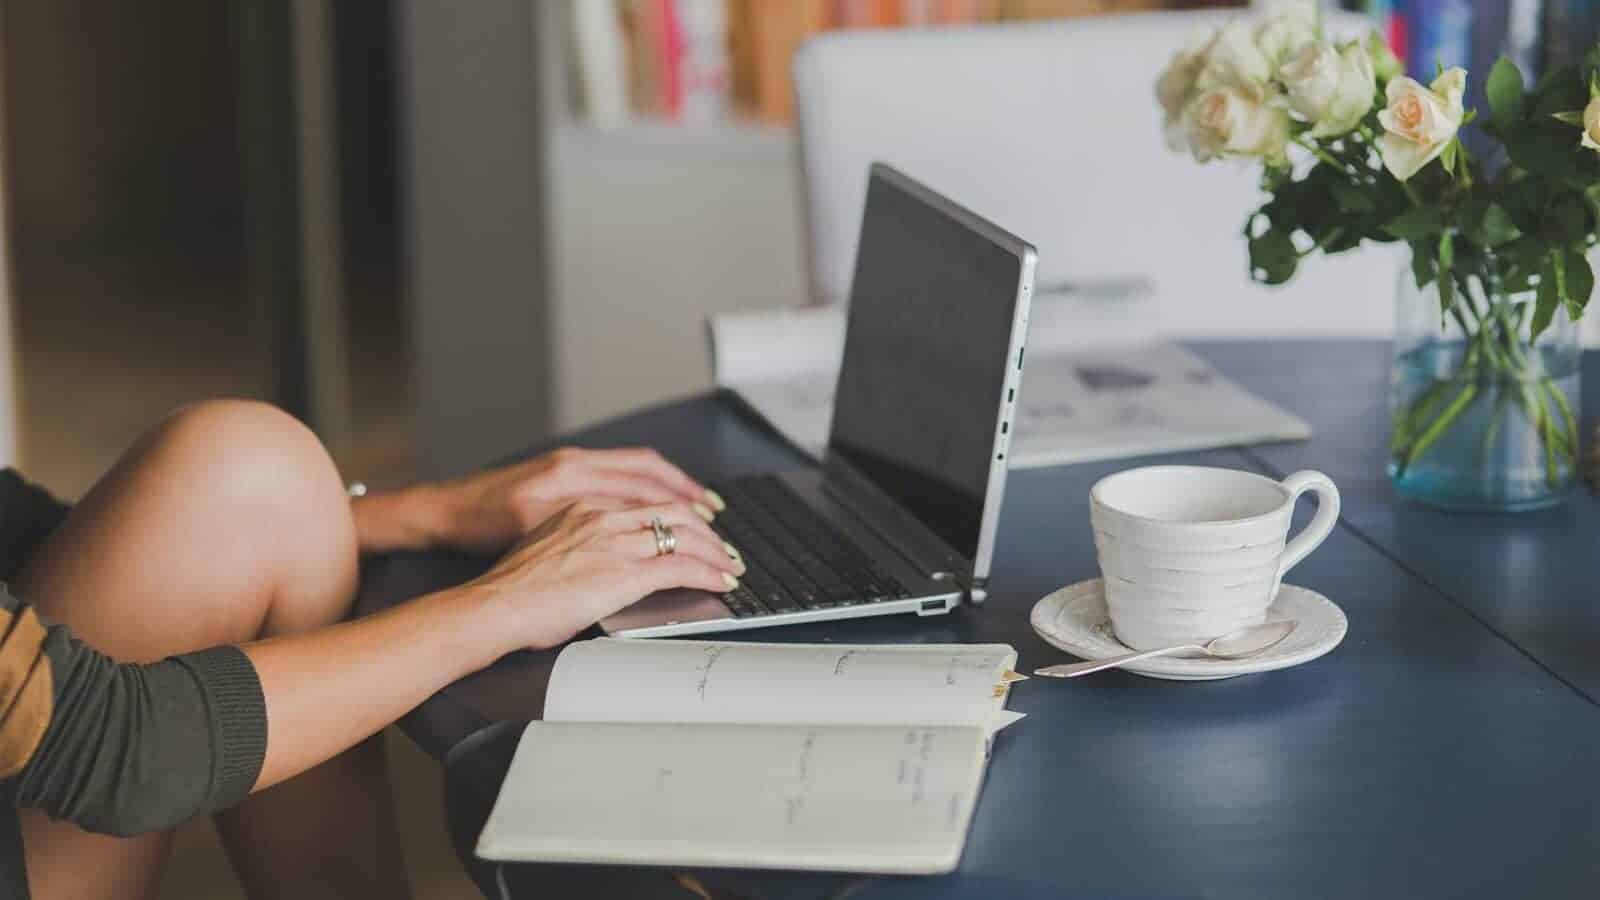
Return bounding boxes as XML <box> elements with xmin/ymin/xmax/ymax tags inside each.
<box><xmin>561</xmin><ymin>555</ymin><xmax>737</xmax><ymax>633</ymax></box>
<box><xmin>607</xmin><ymin>501</ymin><xmax>715</xmax><ymax>530</ymax></box>
<box><xmin>565</xmin><ymin>468</ymin><xmax>688</xmax><ymax>510</ymax></box>
<box><xmin>595</xmin><ymin>502</ymin><xmax>735</xmax><ymax>553</ymax></box>
<box><xmin>631</xmin><ymin>555</ymin><xmax>741</xmax><ymax>597</ymax></box>
<box><xmin>609</xmin><ymin>527</ymin><xmax>744</xmax><ymax>576</ymax></box>
<box><xmin>582</xmin><ymin>447</ymin><xmax>710</xmax><ymax>503</ymax></box>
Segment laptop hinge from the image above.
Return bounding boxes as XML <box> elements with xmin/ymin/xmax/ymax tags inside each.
<box><xmin>965</xmin><ymin>578</ymin><xmax>989</xmax><ymax>607</ymax></box>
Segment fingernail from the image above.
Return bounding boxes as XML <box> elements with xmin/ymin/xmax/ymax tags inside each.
<box><xmin>704</xmin><ymin>489</ymin><xmax>727</xmax><ymax>512</ymax></box>
<box><xmin>722</xmin><ymin>572</ymin><xmax>740</xmax><ymax>590</ymax></box>
<box><xmin>692</xmin><ymin>503</ymin><xmax>715</xmax><ymax>523</ymax></box>
<box><xmin>722</xmin><ymin>541</ymin><xmax>742</xmax><ymax>562</ymax></box>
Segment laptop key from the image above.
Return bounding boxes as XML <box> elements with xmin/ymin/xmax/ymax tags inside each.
<box><xmin>722</xmin><ymin>586</ymin><xmax>762</xmax><ymax>617</ymax></box>
<box><xmin>740</xmin><ymin>567</ymin><xmax>800</xmax><ymax>614</ymax></box>
<box><xmin>760</xmin><ymin>587</ymin><xmax>801</xmax><ymax>613</ymax></box>
<box><xmin>709</xmin><ymin>475</ymin><xmax>914</xmax><ymax>617</ymax></box>
<box><xmin>794</xmin><ymin>587</ymin><xmax>832</xmax><ymax>610</ymax></box>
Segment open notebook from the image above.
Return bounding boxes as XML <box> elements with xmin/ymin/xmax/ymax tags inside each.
<box><xmin>708</xmin><ymin>297</ymin><xmax>1312</xmax><ymax>467</ymax></box>
<box><xmin>476</xmin><ymin>639</ymin><xmax>1023</xmax><ymax>875</ymax></box>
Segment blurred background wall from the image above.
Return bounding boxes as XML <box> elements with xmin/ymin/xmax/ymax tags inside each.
<box><xmin>0</xmin><ymin>2</ymin><xmax>462</xmax><ymax>897</ymax></box>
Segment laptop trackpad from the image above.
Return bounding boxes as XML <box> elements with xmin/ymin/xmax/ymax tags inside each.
<box><xmin>600</xmin><ymin>589</ymin><xmax>729</xmax><ymax>634</ymax></box>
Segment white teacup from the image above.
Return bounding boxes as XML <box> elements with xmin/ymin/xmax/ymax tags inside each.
<box><xmin>1089</xmin><ymin>466</ymin><xmax>1340</xmax><ymax>651</ymax></box>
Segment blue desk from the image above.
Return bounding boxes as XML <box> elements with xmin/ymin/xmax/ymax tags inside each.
<box><xmin>356</xmin><ymin>340</ymin><xmax>1600</xmax><ymax>899</ymax></box>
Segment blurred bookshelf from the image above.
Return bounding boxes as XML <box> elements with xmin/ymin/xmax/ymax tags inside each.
<box><xmin>561</xmin><ymin>1</ymin><xmax>1246</xmax><ymax>139</ymax></box>
<box><xmin>1348</xmin><ymin>1</ymin><xmax>1600</xmax><ymax>85</ymax></box>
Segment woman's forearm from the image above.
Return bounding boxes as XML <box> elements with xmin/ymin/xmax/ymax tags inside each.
<box><xmin>349</xmin><ymin>484</ymin><xmax>454</xmax><ymax>555</ymax></box>
<box><xmin>244</xmin><ymin>583</ymin><xmax>511</xmax><ymax>790</ymax></box>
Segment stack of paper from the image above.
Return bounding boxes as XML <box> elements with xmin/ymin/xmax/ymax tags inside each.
<box><xmin>708</xmin><ymin>297</ymin><xmax>1311</xmax><ymax>468</ymax></box>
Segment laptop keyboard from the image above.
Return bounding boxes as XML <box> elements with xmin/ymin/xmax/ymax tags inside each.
<box><xmin>708</xmin><ymin>475</ymin><xmax>911</xmax><ymax>618</ymax></box>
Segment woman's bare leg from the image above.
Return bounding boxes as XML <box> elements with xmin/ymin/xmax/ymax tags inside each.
<box><xmin>16</xmin><ymin>400</ymin><xmax>412</xmax><ymax>900</ymax></box>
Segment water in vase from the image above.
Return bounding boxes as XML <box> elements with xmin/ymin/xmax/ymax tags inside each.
<box><xmin>1388</xmin><ymin>341</ymin><xmax>1581</xmax><ymax>512</ymax></box>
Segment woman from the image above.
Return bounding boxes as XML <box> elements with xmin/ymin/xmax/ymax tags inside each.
<box><xmin>0</xmin><ymin>399</ymin><xmax>745</xmax><ymax>900</ymax></box>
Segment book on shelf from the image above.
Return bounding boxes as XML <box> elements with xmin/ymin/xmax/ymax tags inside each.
<box><xmin>1362</xmin><ymin>0</ymin><xmax>1600</xmax><ymax>84</ymax></box>
<box><xmin>1542</xmin><ymin>0</ymin><xmax>1600</xmax><ymax>69</ymax></box>
<box><xmin>571</xmin><ymin>0</ymin><xmax>1214</xmax><ymax>128</ymax></box>
<box><xmin>475</xmin><ymin>639</ymin><xmax>1023</xmax><ymax>874</ymax></box>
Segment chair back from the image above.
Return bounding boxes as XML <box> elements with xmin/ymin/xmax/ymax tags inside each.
<box><xmin>792</xmin><ymin>9</ymin><xmax>1403</xmax><ymax>338</ymax></box>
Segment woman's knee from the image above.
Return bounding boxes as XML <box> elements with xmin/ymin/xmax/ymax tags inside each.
<box><xmin>148</xmin><ymin>399</ymin><xmax>360</xmax><ymax>632</ymax></box>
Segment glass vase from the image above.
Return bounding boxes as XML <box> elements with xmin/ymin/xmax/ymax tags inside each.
<box><xmin>1388</xmin><ymin>262</ymin><xmax>1582</xmax><ymax>512</ymax></box>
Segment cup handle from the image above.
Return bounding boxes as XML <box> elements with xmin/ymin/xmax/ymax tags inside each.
<box><xmin>1277</xmin><ymin>470</ymin><xmax>1340</xmax><ymax>583</ymax></box>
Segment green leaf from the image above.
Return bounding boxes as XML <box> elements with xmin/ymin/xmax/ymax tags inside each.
<box><xmin>1488</xmin><ymin>57</ymin><xmax>1526</xmax><ymax>130</ymax></box>
<box><xmin>1248</xmin><ymin>227</ymin><xmax>1298</xmax><ymax>286</ymax></box>
<box><xmin>1584</xmin><ymin>183</ymin><xmax>1600</xmax><ymax>222</ymax></box>
<box><xmin>1330</xmin><ymin>179</ymin><xmax>1376</xmax><ymax>214</ymax></box>
<box><xmin>1477</xmin><ymin>204</ymin><xmax>1523</xmax><ymax>247</ymax></box>
<box><xmin>1563</xmin><ymin>245</ymin><xmax>1593</xmax><ymax>318</ymax></box>
<box><xmin>1410</xmin><ymin>240</ymin><xmax>1435</xmax><ymax>288</ymax></box>
<box><xmin>1440</xmin><ymin>138</ymin><xmax>1459</xmax><ymax>176</ymax></box>
<box><xmin>1585</xmin><ymin>46</ymin><xmax>1600</xmax><ymax>87</ymax></box>
<box><xmin>1504</xmin><ymin>130</ymin><xmax>1581</xmax><ymax>179</ymax></box>
<box><xmin>1436</xmin><ymin>232</ymin><xmax>1456</xmax><ymax>320</ymax></box>
<box><xmin>1533</xmin><ymin>64</ymin><xmax>1588</xmax><ymax>117</ymax></box>
<box><xmin>1533</xmin><ymin>263</ymin><xmax>1561</xmax><ymax>340</ymax></box>
<box><xmin>1546</xmin><ymin>195</ymin><xmax>1588</xmax><ymax>243</ymax></box>
<box><xmin>1385</xmin><ymin>206</ymin><xmax>1449</xmax><ymax>240</ymax></box>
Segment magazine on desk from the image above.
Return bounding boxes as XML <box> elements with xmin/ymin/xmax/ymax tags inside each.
<box><xmin>475</xmin><ymin>639</ymin><xmax>1022</xmax><ymax>874</ymax></box>
<box><xmin>708</xmin><ymin>300</ymin><xmax>1312</xmax><ymax>467</ymax></box>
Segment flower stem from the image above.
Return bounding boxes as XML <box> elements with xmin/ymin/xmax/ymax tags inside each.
<box><xmin>1545</xmin><ymin>378</ymin><xmax>1579</xmax><ymax>454</ymax></box>
<box><xmin>1295</xmin><ymin>136</ymin><xmax>1357</xmax><ymax>177</ymax></box>
<box><xmin>1403</xmin><ymin>382</ymin><xmax>1478</xmax><ymax>471</ymax></box>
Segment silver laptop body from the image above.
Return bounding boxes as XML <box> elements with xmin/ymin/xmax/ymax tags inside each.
<box><xmin>602</xmin><ymin>163</ymin><xmax>1037</xmax><ymax>638</ymax></box>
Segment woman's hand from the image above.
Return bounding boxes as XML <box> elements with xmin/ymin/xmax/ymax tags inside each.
<box><xmin>243</xmin><ymin>498</ymin><xmax>744</xmax><ymax>791</ymax></box>
<box><xmin>470</xmin><ymin>499</ymin><xmax>744</xmax><ymax>650</ymax></box>
<box><xmin>352</xmin><ymin>446</ymin><xmax>726</xmax><ymax>554</ymax></box>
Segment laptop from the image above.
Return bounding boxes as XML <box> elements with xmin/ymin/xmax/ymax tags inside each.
<box><xmin>602</xmin><ymin>163</ymin><xmax>1037</xmax><ymax>638</ymax></box>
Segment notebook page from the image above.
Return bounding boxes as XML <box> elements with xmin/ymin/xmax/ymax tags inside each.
<box><xmin>543</xmin><ymin>639</ymin><xmax>1022</xmax><ymax>733</ymax></box>
<box><xmin>476</xmin><ymin>721</ymin><xmax>987</xmax><ymax>874</ymax></box>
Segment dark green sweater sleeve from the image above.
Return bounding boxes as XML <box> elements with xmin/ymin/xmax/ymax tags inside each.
<box><xmin>0</xmin><ymin>469</ymin><xmax>70</xmax><ymax>582</ymax></box>
<box><xmin>2</xmin><ymin>588</ymin><xmax>268</xmax><ymax>838</ymax></box>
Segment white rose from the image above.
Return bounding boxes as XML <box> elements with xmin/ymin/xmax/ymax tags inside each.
<box><xmin>1377</xmin><ymin>67</ymin><xmax>1467</xmax><ymax>181</ymax></box>
<box><xmin>1156</xmin><ymin>29</ymin><xmax>1219</xmax><ymax>150</ymax></box>
<box><xmin>1281</xmin><ymin>41</ymin><xmax>1375</xmax><ymax>137</ymax></box>
<box><xmin>1198</xmin><ymin>21</ymin><xmax>1275</xmax><ymax>97</ymax></box>
<box><xmin>1583</xmin><ymin>96</ymin><xmax>1600</xmax><ymax>152</ymax></box>
<box><xmin>1255</xmin><ymin>0</ymin><xmax>1320</xmax><ymax>66</ymax></box>
<box><xmin>1366</xmin><ymin>31</ymin><xmax>1402</xmax><ymax>83</ymax></box>
<box><xmin>1183</xmin><ymin>85</ymin><xmax>1292</xmax><ymax>165</ymax></box>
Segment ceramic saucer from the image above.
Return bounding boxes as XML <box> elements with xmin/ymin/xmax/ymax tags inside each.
<box><xmin>1029</xmin><ymin>578</ymin><xmax>1348</xmax><ymax>681</ymax></box>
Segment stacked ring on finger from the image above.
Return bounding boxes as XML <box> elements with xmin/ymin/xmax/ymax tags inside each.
<box><xmin>650</xmin><ymin>515</ymin><xmax>677</xmax><ymax>557</ymax></box>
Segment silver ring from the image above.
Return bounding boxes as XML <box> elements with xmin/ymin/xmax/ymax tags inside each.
<box><xmin>650</xmin><ymin>516</ymin><xmax>676</xmax><ymax>557</ymax></box>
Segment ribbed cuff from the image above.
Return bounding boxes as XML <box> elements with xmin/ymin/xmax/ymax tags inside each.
<box><xmin>176</xmin><ymin>646</ymin><xmax>268</xmax><ymax>810</ymax></box>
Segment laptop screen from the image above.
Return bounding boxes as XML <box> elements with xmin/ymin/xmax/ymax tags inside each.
<box><xmin>826</xmin><ymin>167</ymin><xmax>1026</xmax><ymax>561</ymax></box>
